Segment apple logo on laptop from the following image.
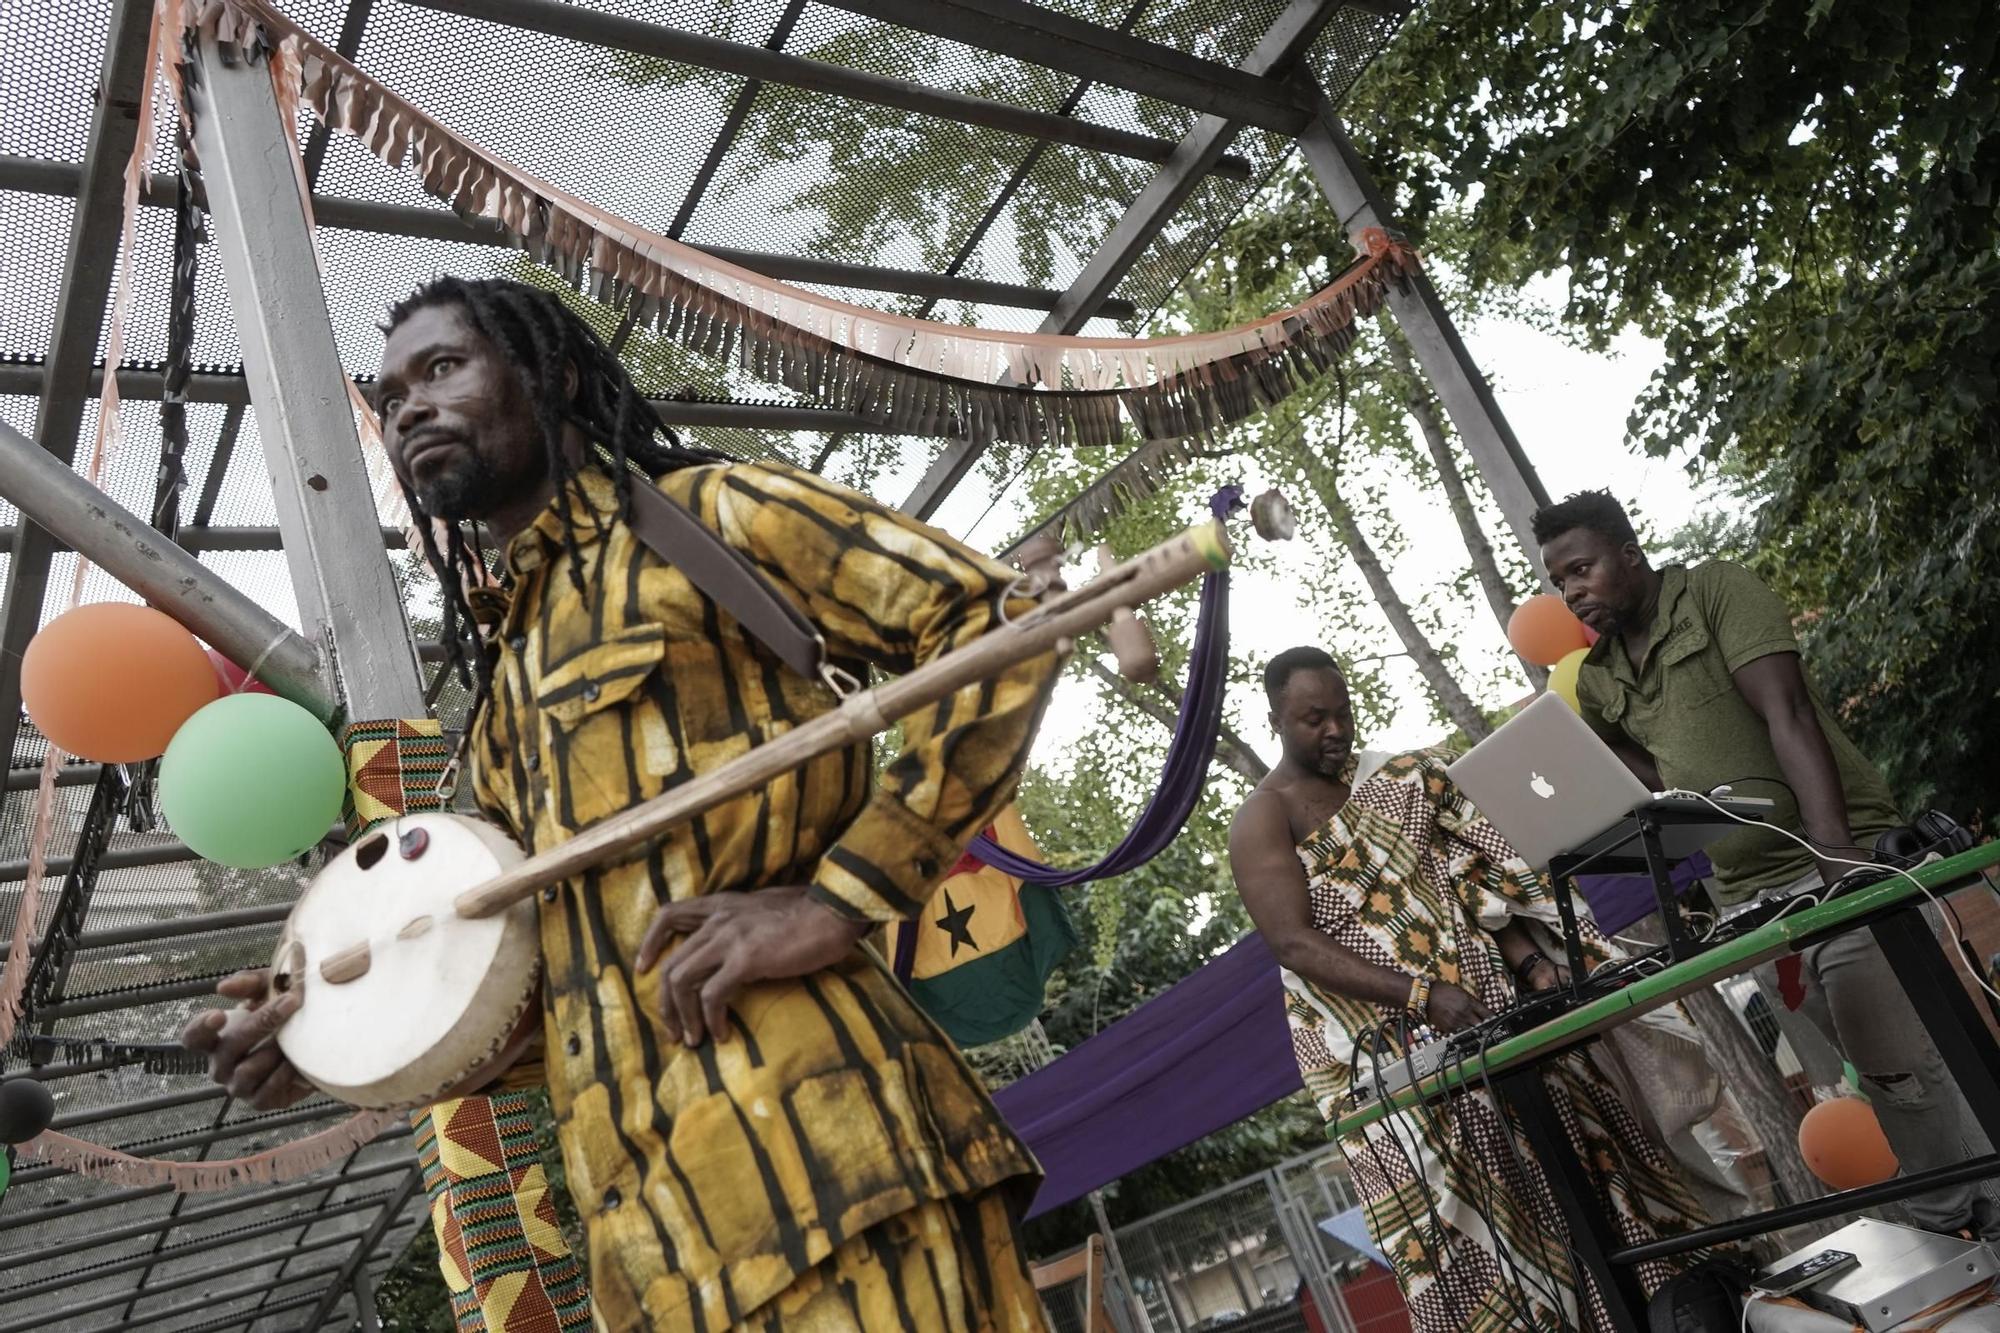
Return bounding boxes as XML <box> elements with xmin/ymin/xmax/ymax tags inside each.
<box><xmin>1530</xmin><ymin>772</ymin><xmax>1555</xmax><ymax>799</ymax></box>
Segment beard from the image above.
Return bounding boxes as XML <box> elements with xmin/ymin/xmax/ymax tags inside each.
<box><xmin>1287</xmin><ymin>740</ymin><xmax>1352</xmax><ymax>780</ymax></box>
<box><xmin>410</xmin><ymin>450</ymin><xmax>527</xmax><ymax>522</ymax></box>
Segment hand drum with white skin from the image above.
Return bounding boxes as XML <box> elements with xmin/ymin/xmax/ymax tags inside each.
<box><xmin>274</xmin><ymin>813</ymin><xmax>542</xmax><ymax>1110</ymax></box>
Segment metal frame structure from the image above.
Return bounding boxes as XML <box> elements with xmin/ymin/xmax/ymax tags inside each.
<box><xmin>0</xmin><ymin>2</ymin><xmax>1548</xmax><ymax>1327</ymax></box>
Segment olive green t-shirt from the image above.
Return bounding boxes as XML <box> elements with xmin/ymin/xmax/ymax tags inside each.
<box><xmin>1573</xmin><ymin>561</ymin><xmax>1901</xmax><ymax>904</ymax></box>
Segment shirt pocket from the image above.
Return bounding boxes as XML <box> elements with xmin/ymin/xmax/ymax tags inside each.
<box><xmin>1658</xmin><ymin>620</ymin><xmax>1733</xmax><ymax>709</ymax></box>
<box><xmin>535</xmin><ymin>622</ymin><xmax>668</xmax><ymax>828</ymax></box>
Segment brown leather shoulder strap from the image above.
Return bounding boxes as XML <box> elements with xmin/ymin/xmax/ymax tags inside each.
<box><xmin>624</xmin><ymin>477</ymin><xmax>826</xmax><ymax>682</ymax></box>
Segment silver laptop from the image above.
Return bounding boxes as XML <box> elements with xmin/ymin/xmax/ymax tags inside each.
<box><xmin>1445</xmin><ymin>692</ymin><xmax>1770</xmax><ymax>869</ymax></box>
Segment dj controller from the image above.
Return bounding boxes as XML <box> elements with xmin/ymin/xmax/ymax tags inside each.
<box><xmin>1345</xmin><ymin>863</ymin><xmax>1914</xmax><ymax>1110</ymax></box>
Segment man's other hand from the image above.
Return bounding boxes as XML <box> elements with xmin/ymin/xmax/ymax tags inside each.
<box><xmin>1425</xmin><ymin>981</ymin><xmax>1492</xmax><ymax>1034</ymax></box>
<box><xmin>180</xmin><ymin>969</ymin><xmax>315</xmax><ymax>1109</ymax></box>
<box><xmin>637</xmin><ymin>886</ymin><xmax>870</xmax><ymax>1048</ymax></box>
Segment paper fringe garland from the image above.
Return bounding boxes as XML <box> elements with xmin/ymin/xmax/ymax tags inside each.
<box><xmin>19</xmin><ymin>1110</ymin><xmax>402</xmax><ymax>1191</ymax></box>
<box><xmin>174</xmin><ymin>0</ymin><xmax>1415</xmax><ymax>451</ymax></box>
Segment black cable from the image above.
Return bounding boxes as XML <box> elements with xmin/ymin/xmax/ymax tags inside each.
<box><xmin>1475</xmin><ymin>1018</ymin><xmax>1598</xmax><ymax>1330</ymax></box>
<box><xmin>1346</xmin><ymin>1014</ymin><xmax>1451</xmax><ymax>1289</ymax></box>
<box><xmin>1400</xmin><ymin>1013</ymin><xmax>1558</xmax><ymax>1331</ymax></box>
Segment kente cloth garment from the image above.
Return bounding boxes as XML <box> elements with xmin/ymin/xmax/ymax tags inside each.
<box><xmin>893</xmin><ymin>805</ymin><xmax>1080</xmax><ymax>1047</ymax></box>
<box><xmin>339</xmin><ymin>716</ymin><xmax>451</xmax><ymax>840</ymax></box>
<box><xmin>472</xmin><ymin>461</ymin><xmax>1057</xmax><ymax>1331</ymax></box>
<box><xmin>1280</xmin><ymin>750</ymin><xmax>1708</xmax><ymax>1333</ymax></box>
<box><xmin>417</xmin><ymin>1093</ymin><xmax>593</xmax><ymax>1333</ymax></box>
<box><xmin>340</xmin><ymin>719</ymin><xmax>594</xmax><ymax>1333</ymax></box>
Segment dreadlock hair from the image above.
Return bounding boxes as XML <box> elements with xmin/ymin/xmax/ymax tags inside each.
<box><xmin>382</xmin><ymin>276</ymin><xmax>725</xmax><ymax>715</ymax></box>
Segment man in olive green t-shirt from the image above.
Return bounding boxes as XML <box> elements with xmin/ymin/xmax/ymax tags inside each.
<box><xmin>1534</xmin><ymin>490</ymin><xmax>1995</xmax><ymax>1239</ymax></box>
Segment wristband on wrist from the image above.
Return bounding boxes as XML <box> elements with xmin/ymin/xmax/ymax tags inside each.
<box><xmin>1513</xmin><ymin>950</ymin><xmax>1548</xmax><ymax>982</ymax></box>
<box><xmin>1405</xmin><ymin>974</ymin><xmax>1432</xmax><ymax>1019</ymax></box>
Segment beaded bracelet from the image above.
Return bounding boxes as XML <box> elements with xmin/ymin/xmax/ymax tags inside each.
<box><xmin>1405</xmin><ymin>974</ymin><xmax>1432</xmax><ymax>1020</ymax></box>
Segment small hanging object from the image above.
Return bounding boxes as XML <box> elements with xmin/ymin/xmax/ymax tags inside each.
<box><xmin>1010</xmin><ymin>530</ymin><xmax>1068</xmax><ymax>598</ymax></box>
<box><xmin>1097</xmin><ymin>545</ymin><xmax>1159</xmax><ymax>685</ymax></box>
<box><xmin>0</xmin><ymin>1076</ymin><xmax>54</xmax><ymax>1145</ymax></box>
<box><xmin>1251</xmin><ymin>489</ymin><xmax>1296</xmax><ymax>542</ymax></box>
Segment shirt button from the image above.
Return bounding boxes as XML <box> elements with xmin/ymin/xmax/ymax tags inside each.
<box><xmin>507</xmin><ymin>634</ymin><xmax>526</xmax><ymax>653</ymax></box>
<box><xmin>525</xmin><ymin>752</ymin><xmax>540</xmax><ymax>773</ymax></box>
<box><xmin>565</xmin><ymin>1034</ymin><xmax>581</xmax><ymax>1056</ymax></box>
<box><xmin>602</xmin><ymin>1187</ymin><xmax>622</xmax><ymax>1210</ymax></box>
<box><xmin>581</xmin><ymin>681</ymin><xmax>601</xmax><ymax>703</ymax></box>
<box><xmin>542</xmin><ymin>886</ymin><xmax>558</xmax><ymax>903</ymax></box>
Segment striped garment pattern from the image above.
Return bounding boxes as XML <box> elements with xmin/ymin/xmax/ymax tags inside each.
<box><xmin>470</xmin><ymin>462</ymin><xmax>1055</xmax><ymax>1330</ymax></box>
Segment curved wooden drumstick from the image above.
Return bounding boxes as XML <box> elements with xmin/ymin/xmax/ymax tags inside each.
<box><xmin>311</xmin><ymin>517</ymin><xmax>1234</xmax><ymax>983</ymax></box>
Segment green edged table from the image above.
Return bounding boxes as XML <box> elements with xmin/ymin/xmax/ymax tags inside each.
<box><xmin>1330</xmin><ymin>841</ymin><xmax>2000</xmax><ymax>1331</ymax></box>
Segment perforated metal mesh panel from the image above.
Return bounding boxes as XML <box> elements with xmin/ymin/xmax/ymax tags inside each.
<box><xmin>0</xmin><ymin>2</ymin><xmax>1402</xmax><ymax>1325</ymax></box>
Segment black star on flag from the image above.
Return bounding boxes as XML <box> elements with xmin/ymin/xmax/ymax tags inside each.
<box><xmin>936</xmin><ymin>889</ymin><xmax>978</xmax><ymax>957</ymax></box>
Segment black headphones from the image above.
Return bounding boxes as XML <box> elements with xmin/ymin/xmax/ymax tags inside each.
<box><xmin>1873</xmin><ymin>810</ymin><xmax>1976</xmax><ymax>867</ymax></box>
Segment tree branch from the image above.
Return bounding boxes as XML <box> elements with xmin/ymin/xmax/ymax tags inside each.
<box><xmin>1084</xmin><ymin>656</ymin><xmax>1270</xmax><ymax>783</ymax></box>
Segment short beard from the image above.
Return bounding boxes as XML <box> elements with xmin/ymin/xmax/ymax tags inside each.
<box><xmin>414</xmin><ymin>453</ymin><xmax>520</xmax><ymax>522</ymax></box>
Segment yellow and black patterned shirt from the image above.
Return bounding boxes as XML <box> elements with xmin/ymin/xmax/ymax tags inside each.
<box><xmin>472</xmin><ymin>461</ymin><xmax>1056</xmax><ymax>1330</ymax></box>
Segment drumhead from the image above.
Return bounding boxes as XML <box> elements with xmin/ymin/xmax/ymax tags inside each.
<box><xmin>277</xmin><ymin>814</ymin><xmax>541</xmax><ymax>1109</ymax></box>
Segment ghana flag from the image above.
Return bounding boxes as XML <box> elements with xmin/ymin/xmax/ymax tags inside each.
<box><xmin>893</xmin><ymin>806</ymin><xmax>1079</xmax><ymax>1047</ymax></box>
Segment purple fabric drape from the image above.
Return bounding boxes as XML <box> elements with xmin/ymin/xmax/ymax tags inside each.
<box><xmin>988</xmin><ymin>861</ymin><xmax>1716</xmax><ymax>1218</ymax></box>
<box><xmin>968</xmin><ymin>489</ymin><xmax>1240</xmax><ymax>889</ymax></box>
<box><xmin>993</xmin><ymin>931</ymin><xmax>1298</xmax><ymax>1219</ymax></box>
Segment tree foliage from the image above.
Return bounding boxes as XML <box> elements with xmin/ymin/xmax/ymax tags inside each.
<box><xmin>1355</xmin><ymin>0</ymin><xmax>2000</xmax><ymax>818</ymax></box>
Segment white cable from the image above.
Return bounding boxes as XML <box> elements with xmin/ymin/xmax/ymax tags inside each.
<box><xmin>1661</xmin><ymin>788</ymin><xmax>2000</xmax><ymax>1009</ymax></box>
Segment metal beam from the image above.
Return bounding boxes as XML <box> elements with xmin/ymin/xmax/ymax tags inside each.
<box><xmin>352</xmin><ymin>1266</ymin><xmax>383</xmax><ymax>1332</ymax></box>
<box><xmin>899</xmin><ymin>0</ymin><xmax>1340</xmax><ymax>517</ymax></box>
<box><xmin>0</xmin><ymin>418</ymin><xmax>330</xmax><ymax>718</ymax></box>
<box><xmin>0</xmin><ymin>832</ymin><xmax>204</xmax><ymax>882</ymax></box>
<box><xmin>0</xmin><ymin>1195</ymin><xmax>399</xmax><ymax>1303</ymax></box>
<box><xmin>111</xmin><ymin>1268</ymin><xmax>352</xmax><ymax>1333</ymax></box>
<box><xmin>190</xmin><ymin>401</ymin><xmax>244</xmax><ymax>528</ymax></box>
<box><xmin>35</xmin><ymin>974</ymin><xmax>244</xmax><ymax>1020</ymax></box>
<box><xmin>0</xmin><ymin>0</ymin><xmax>156</xmax><ymax>777</ymax></box>
<box><xmin>187</xmin><ymin>31</ymin><xmax>428</xmax><ymax>720</ymax></box>
<box><xmin>300</xmin><ymin>0</ymin><xmax>375</xmax><ymax>186</ymax></box>
<box><xmin>0</xmin><ymin>155</ymin><xmax>1144</xmax><ymax>318</ymax></box>
<box><xmin>666</xmin><ymin>0</ymin><xmax>805</xmax><ymax>239</ymax></box>
<box><xmin>409</xmin><ymin>0</ymin><xmax>1259</xmax><ymax>176</ymax></box>
<box><xmin>0</xmin><ymin>1161</ymin><xmax>410</xmax><ymax>1266</ymax></box>
<box><xmin>0</xmin><ymin>361</ymin><xmax>979</xmax><ymax>436</ymax></box>
<box><xmin>50</xmin><ymin>1084</ymin><xmax>228</xmax><ymax>1131</ymax></box>
<box><xmin>2</xmin><ymin>761</ymin><xmax>98</xmax><ymax>791</ymax></box>
<box><xmin>0</xmin><ymin>523</ymin><xmax>402</xmax><ymax>553</ymax></box>
<box><xmin>302</xmin><ymin>1168</ymin><xmax>425</xmax><ymax>1329</ymax></box>
<box><xmin>1293</xmin><ymin>93</ymin><xmax>1553</xmax><ymax>575</ymax></box>
<box><xmin>819</xmin><ymin>0</ymin><xmax>1313</xmax><ymax>132</ymax></box>
<box><xmin>0</xmin><ymin>1264</ymin><xmax>340</xmax><ymax>1333</ymax></box>
<box><xmin>0</xmin><ymin>900</ymin><xmax>290</xmax><ymax>964</ymax></box>
<box><xmin>0</xmin><ymin>1146</ymin><xmax>411</xmax><ymax>1233</ymax></box>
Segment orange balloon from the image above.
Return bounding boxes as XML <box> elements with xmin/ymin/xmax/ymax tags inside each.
<box><xmin>1798</xmin><ymin>1096</ymin><xmax>1899</xmax><ymax>1190</ymax></box>
<box><xmin>22</xmin><ymin>604</ymin><xmax>219</xmax><ymax>762</ymax></box>
<box><xmin>1508</xmin><ymin>594</ymin><xmax>1591</xmax><ymax>666</ymax></box>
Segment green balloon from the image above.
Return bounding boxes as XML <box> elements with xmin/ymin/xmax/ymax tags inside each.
<box><xmin>160</xmin><ymin>694</ymin><xmax>346</xmax><ymax>869</ymax></box>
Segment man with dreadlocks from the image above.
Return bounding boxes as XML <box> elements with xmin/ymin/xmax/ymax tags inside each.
<box><xmin>192</xmin><ymin>277</ymin><xmax>1059</xmax><ymax>1332</ymax></box>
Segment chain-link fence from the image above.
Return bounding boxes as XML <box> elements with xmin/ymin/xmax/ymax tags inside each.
<box><xmin>1050</xmin><ymin>1144</ymin><xmax>1410</xmax><ymax>1333</ymax></box>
